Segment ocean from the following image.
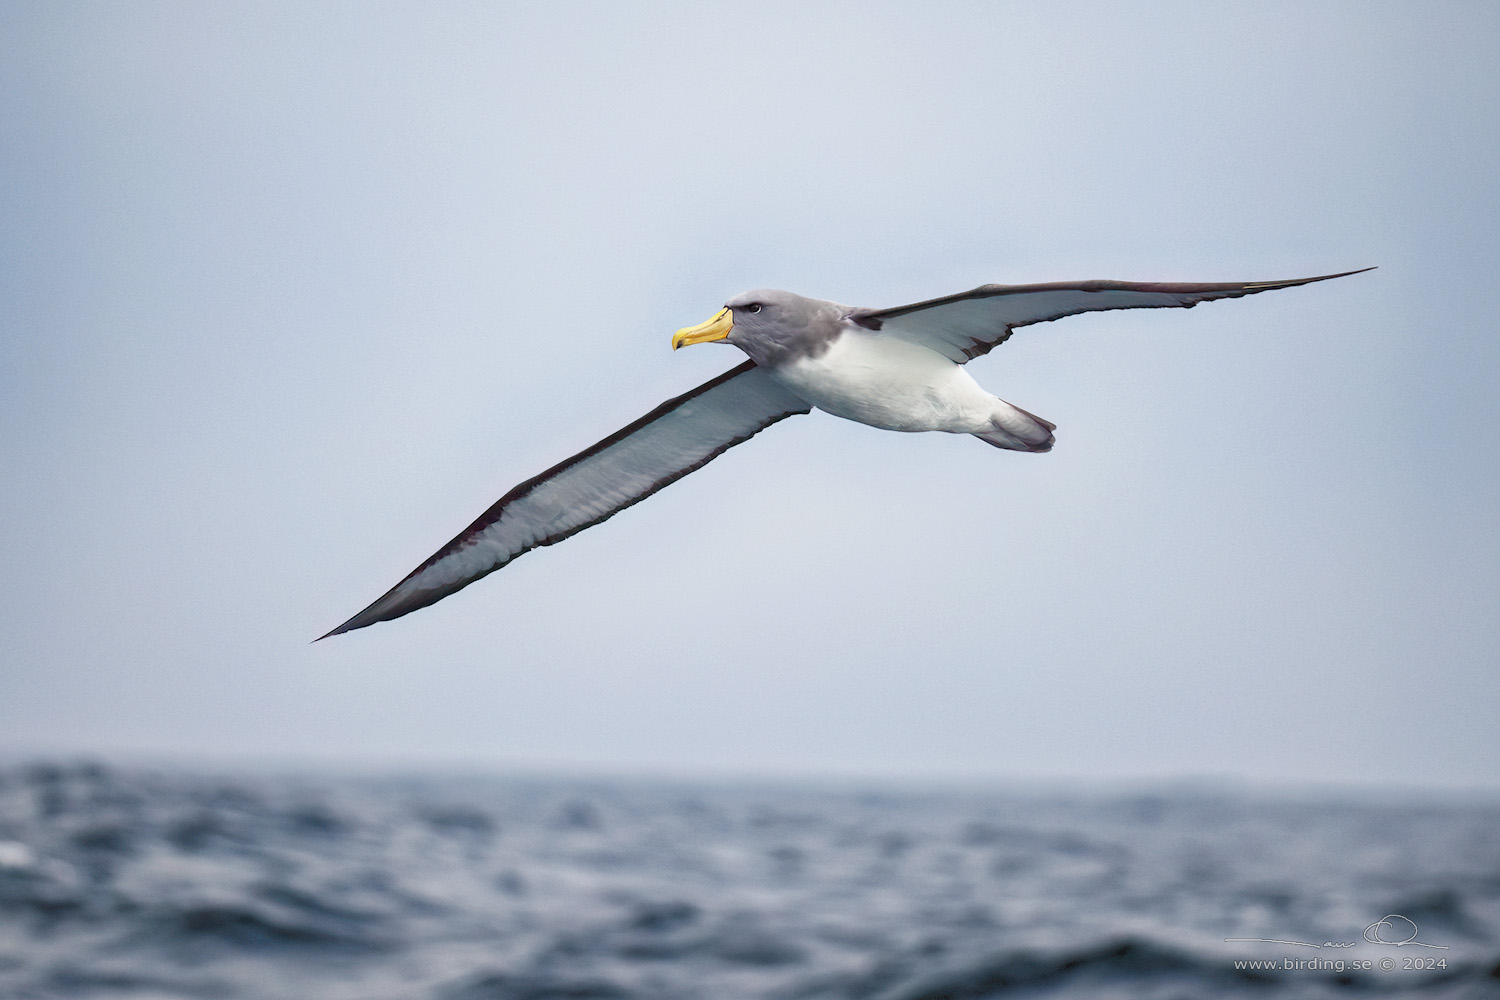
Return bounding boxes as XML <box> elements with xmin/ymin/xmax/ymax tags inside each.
<box><xmin>0</xmin><ymin>762</ymin><xmax>1495</xmax><ymax>999</ymax></box>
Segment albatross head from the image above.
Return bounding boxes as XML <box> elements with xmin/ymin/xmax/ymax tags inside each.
<box><xmin>672</xmin><ymin>289</ymin><xmax>844</xmax><ymax>368</ymax></box>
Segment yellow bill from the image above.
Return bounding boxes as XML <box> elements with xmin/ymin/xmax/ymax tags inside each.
<box><xmin>671</xmin><ymin>307</ymin><xmax>733</xmax><ymax>350</ymax></box>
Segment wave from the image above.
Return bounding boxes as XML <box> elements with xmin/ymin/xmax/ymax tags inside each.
<box><xmin>0</xmin><ymin>761</ymin><xmax>1496</xmax><ymax>999</ymax></box>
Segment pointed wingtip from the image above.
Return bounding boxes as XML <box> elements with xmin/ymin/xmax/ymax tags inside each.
<box><xmin>315</xmin><ymin>598</ymin><xmax>399</xmax><ymax>640</ymax></box>
<box><xmin>1248</xmin><ymin>266</ymin><xmax>1377</xmax><ymax>290</ymax></box>
<box><xmin>313</xmin><ymin>618</ymin><xmax>358</xmax><ymax>642</ymax></box>
<box><xmin>314</xmin><ymin>578</ymin><xmax>448</xmax><ymax>641</ymax></box>
<box><xmin>314</xmin><ymin>604</ymin><xmax>387</xmax><ymax>641</ymax></box>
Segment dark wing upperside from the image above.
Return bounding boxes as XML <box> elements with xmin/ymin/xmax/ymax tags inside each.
<box><xmin>850</xmin><ymin>269</ymin><xmax>1375</xmax><ymax>363</ymax></box>
<box><xmin>319</xmin><ymin>361</ymin><xmax>810</xmax><ymax>638</ymax></box>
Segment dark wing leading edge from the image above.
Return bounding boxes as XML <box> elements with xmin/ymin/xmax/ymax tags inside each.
<box><xmin>851</xmin><ymin>269</ymin><xmax>1374</xmax><ymax>364</ymax></box>
<box><xmin>320</xmin><ymin>361</ymin><xmax>810</xmax><ymax>638</ymax></box>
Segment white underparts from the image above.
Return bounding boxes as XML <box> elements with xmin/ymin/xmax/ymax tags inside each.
<box><xmin>769</xmin><ymin>326</ymin><xmax>1054</xmax><ymax>451</ymax></box>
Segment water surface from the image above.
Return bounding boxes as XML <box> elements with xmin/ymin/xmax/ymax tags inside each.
<box><xmin>1</xmin><ymin>763</ymin><xmax>1495</xmax><ymax>998</ymax></box>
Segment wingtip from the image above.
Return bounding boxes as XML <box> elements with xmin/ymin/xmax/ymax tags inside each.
<box><xmin>1308</xmin><ymin>266</ymin><xmax>1377</xmax><ymax>282</ymax></box>
<box><xmin>314</xmin><ymin>607</ymin><xmax>383</xmax><ymax>641</ymax></box>
<box><xmin>1250</xmin><ymin>266</ymin><xmax>1376</xmax><ymax>289</ymax></box>
<box><xmin>314</xmin><ymin>579</ymin><xmax>448</xmax><ymax>641</ymax></box>
<box><xmin>313</xmin><ymin>620</ymin><xmax>354</xmax><ymax>642</ymax></box>
<box><xmin>315</xmin><ymin>602</ymin><xmax>392</xmax><ymax>640</ymax></box>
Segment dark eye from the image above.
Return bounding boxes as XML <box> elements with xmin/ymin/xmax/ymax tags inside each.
<box><xmin>747</xmin><ymin>303</ymin><xmax>762</xmax><ymax>314</ymax></box>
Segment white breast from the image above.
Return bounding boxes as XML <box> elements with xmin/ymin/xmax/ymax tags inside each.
<box><xmin>769</xmin><ymin>326</ymin><xmax>1000</xmax><ymax>433</ymax></box>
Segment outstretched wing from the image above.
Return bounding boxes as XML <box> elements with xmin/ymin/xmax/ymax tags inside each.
<box><xmin>321</xmin><ymin>361</ymin><xmax>810</xmax><ymax>637</ymax></box>
<box><xmin>850</xmin><ymin>269</ymin><xmax>1374</xmax><ymax>363</ymax></box>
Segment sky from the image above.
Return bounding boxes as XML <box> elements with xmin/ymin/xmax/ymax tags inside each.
<box><xmin>1</xmin><ymin>2</ymin><xmax>1496</xmax><ymax>790</ymax></box>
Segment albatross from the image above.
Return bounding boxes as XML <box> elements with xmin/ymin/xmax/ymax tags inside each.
<box><xmin>321</xmin><ymin>268</ymin><xmax>1371</xmax><ymax>637</ymax></box>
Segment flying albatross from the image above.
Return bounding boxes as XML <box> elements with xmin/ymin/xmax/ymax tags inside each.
<box><xmin>320</xmin><ymin>268</ymin><xmax>1371</xmax><ymax>637</ymax></box>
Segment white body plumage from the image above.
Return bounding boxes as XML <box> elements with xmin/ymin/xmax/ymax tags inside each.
<box><xmin>772</xmin><ymin>325</ymin><xmax>996</xmax><ymax>432</ymax></box>
<box><xmin>772</xmin><ymin>323</ymin><xmax>1055</xmax><ymax>451</ymax></box>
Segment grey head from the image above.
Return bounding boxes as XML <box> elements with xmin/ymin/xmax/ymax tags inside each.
<box><xmin>721</xmin><ymin>289</ymin><xmax>848</xmax><ymax>369</ymax></box>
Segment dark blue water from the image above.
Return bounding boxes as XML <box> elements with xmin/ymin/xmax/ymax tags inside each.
<box><xmin>0</xmin><ymin>762</ymin><xmax>1495</xmax><ymax>999</ymax></box>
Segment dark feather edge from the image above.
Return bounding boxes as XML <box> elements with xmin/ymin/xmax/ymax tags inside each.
<box><xmin>318</xmin><ymin>361</ymin><xmax>809</xmax><ymax>638</ymax></box>
<box><xmin>851</xmin><ymin>268</ymin><xmax>1376</xmax><ymax>361</ymax></box>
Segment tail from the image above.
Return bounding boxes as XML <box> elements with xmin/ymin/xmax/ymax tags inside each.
<box><xmin>972</xmin><ymin>399</ymin><xmax>1055</xmax><ymax>453</ymax></box>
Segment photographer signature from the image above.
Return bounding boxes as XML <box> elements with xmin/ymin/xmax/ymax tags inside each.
<box><xmin>1225</xmin><ymin>913</ymin><xmax>1448</xmax><ymax>950</ymax></box>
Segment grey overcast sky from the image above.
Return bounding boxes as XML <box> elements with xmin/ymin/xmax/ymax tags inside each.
<box><xmin>2</xmin><ymin>2</ymin><xmax>1496</xmax><ymax>789</ymax></box>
